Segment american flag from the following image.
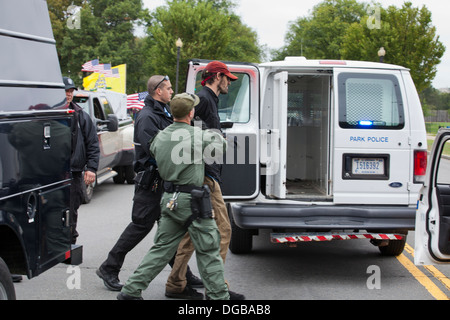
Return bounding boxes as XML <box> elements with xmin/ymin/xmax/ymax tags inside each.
<box><xmin>101</xmin><ymin>63</ymin><xmax>112</xmax><ymax>77</ymax></box>
<box><xmin>103</xmin><ymin>65</ymin><xmax>120</xmax><ymax>78</ymax></box>
<box><xmin>81</xmin><ymin>59</ymin><xmax>99</xmax><ymax>72</ymax></box>
<box><xmin>127</xmin><ymin>91</ymin><xmax>148</xmax><ymax>109</ymax></box>
<box><xmin>93</xmin><ymin>63</ymin><xmax>105</xmax><ymax>73</ymax></box>
<box><xmin>111</xmin><ymin>68</ymin><xmax>120</xmax><ymax>78</ymax></box>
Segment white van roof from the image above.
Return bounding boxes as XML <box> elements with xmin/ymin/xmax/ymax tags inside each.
<box><xmin>260</xmin><ymin>56</ymin><xmax>408</xmax><ymax>71</ymax></box>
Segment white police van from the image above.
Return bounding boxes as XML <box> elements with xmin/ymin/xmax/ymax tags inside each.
<box><xmin>186</xmin><ymin>57</ymin><xmax>428</xmax><ymax>256</ymax></box>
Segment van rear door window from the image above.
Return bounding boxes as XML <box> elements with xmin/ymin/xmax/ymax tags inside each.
<box><xmin>338</xmin><ymin>73</ymin><xmax>404</xmax><ymax>129</ymax></box>
<box><xmin>194</xmin><ymin>73</ymin><xmax>250</xmax><ymax>123</ymax></box>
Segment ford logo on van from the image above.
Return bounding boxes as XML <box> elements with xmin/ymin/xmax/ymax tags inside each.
<box><xmin>389</xmin><ymin>182</ymin><xmax>403</xmax><ymax>188</ymax></box>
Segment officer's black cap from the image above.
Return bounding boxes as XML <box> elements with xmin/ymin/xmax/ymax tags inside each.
<box><xmin>63</xmin><ymin>77</ymin><xmax>77</xmax><ymax>91</ymax></box>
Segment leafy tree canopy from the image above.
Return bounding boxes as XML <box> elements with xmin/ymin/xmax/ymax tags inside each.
<box><xmin>144</xmin><ymin>0</ymin><xmax>262</xmax><ymax>92</ymax></box>
<box><xmin>275</xmin><ymin>0</ymin><xmax>445</xmax><ymax>93</ymax></box>
<box><xmin>48</xmin><ymin>0</ymin><xmax>148</xmax><ymax>92</ymax></box>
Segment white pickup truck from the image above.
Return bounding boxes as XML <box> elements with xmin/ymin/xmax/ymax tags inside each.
<box><xmin>74</xmin><ymin>90</ymin><xmax>135</xmax><ymax>202</ymax></box>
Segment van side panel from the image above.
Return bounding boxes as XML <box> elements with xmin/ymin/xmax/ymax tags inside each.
<box><xmin>0</xmin><ymin>0</ymin><xmax>63</xmax><ymax>91</ymax></box>
<box><xmin>0</xmin><ymin>0</ymin><xmax>55</xmax><ymax>39</ymax></box>
<box><xmin>400</xmin><ymin>70</ymin><xmax>428</xmax><ymax>204</ymax></box>
<box><xmin>0</xmin><ymin>36</ymin><xmax>62</xmax><ymax>89</ymax></box>
<box><xmin>0</xmin><ymin>0</ymin><xmax>73</xmax><ymax>278</ymax></box>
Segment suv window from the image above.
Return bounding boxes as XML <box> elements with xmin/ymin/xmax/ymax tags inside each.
<box><xmin>338</xmin><ymin>73</ymin><xmax>404</xmax><ymax>129</ymax></box>
<box><xmin>194</xmin><ymin>73</ymin><xmax>250</xmax><ymax>123</ymax></box>
<box><xmin>100</xmin><ymin>97</ymin><xmax>114</xmax><ymax>117</ymax></box>
<box><xmin>93</xmin><ymin>98</ymin><xmax>105</xmax><ymax>120</ymax></box>
<box><xmin>74</xmin><ymin>96</ymin><xmax>91</xmax><ymax>116</ymax></box>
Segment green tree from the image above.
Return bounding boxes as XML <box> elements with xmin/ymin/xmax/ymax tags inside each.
<box><xmin>47</xmin><ymin>0</ymin><xmax>84</xmax><ymax>61</ymax></box>
<box><xmin>341</xmin><ymin>2</ymin><xmax>445</xmax><ymax>93</ymax></box>
<box><xmin>48</xmin><ymin>0</ymin><xmax>149</xmax><ymax>93</ymax></box>
<box><xmin>420</xmin><ymin>87</ymin><xmax>450</xmax><ymax>114</ymax></box>
<box><xmin>274</xmin><ymin>0</ymin><xmax>445</xmax><ymax>94</ymax></box>
<box><xmin>274</xmin><ymin>0</ymin><xmax>366</xmax><ymax>60</ymax></box>
<box><xmin>144</xmin><ymin>0</ymin><xmax>262</xmax><ymax>92</ymax></box>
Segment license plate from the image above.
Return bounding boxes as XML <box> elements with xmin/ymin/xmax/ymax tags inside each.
<box><xmin>352</xmin><ymin>158</ymin><xmax>384</xmax><ymax>175</ymax></box>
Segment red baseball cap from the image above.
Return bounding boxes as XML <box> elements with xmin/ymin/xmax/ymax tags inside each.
<box><xmin>204</xmin><ymin>61</ymin><xmax>238</xmax><ymax>81</ymax></box>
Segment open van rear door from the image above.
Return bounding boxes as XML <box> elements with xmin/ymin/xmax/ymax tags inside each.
<box><xmin>415</xmin><ymin>128</ymin><xmax>450</xmax><ymax>265</ymax></box>
<box><xmin>261</xmin><ymin>71</ymin><xmax>288</xmax><ymax>199</ymax></box>
<box><xmin>185</xmin><ymin>59</ymin><xmax>260</xmax><ymax>199</ymax></box>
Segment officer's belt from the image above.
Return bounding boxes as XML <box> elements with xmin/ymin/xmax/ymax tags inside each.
<box><xmin>163</xmin><ymin>181</ymin><xmax>202</xmax><ymax>193</ymax></box>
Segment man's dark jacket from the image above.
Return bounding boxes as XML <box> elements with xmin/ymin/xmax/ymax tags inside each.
<box><xmin>133</xmin><ymin>95</ymin><xmax>173</xmax><ymax>172</ymax></box>
<box><xmin>70</xmin><ymin>101</ymin><xmax>99</xmax><ymax>173</ymax></box>
<box><xmin>194</xmin><ymin>86</ymin><xmax>223</xmax><ymax>183</ymax></box>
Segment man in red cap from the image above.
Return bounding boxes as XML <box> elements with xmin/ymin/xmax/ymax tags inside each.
<box><xmin>165</xmin><ymin>61</ymin><xmax>245</xmax><ymax>300</ymax></box>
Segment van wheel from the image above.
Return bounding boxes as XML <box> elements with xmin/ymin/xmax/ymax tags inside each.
<box><xmin>378</xmin><ymin>236</ymin><xmax>407</xmax><ymax>256</ymax></box>
<box><xmin>229</xmin><ymin>209</ymin><xmax>253</xmax><ymax>254</ymax></box>
<box><xmin>0</xmin><ymin>258</ymin><xmax>16</xmax><ymax>300</ymax></box>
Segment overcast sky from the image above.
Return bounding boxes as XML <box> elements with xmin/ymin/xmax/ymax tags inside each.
<box><xmin>143</xmin><ymin>0</ymin><xmax>450</xmax><ymax>89</ymax></box>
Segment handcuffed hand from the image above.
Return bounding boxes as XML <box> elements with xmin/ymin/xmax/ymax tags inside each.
<box><xmin>84</xmin><ymin>170</ymin><xmax>96</xmax><ymax>185</ymax></box>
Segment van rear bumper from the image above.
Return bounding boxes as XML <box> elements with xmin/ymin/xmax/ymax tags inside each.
<box><xmin>229</xmin><ymin>202</ymin><xmax>415</xmax><ymax>231</ymax></box>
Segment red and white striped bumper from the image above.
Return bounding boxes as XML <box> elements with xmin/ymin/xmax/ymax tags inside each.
<box><xmin>271</xmin><ymin>232</ymin><xmax>405</xmax><ymax>243</ymax></box>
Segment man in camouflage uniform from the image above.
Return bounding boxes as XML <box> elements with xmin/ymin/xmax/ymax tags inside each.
<box><xmin>118</xmin><ymin>93</ymin><xmax>229</xmax><ymax>300</ymax></box>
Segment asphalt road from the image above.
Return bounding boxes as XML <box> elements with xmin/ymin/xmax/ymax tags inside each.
<box><xmin>14</xmin><ymin>180</ymin><xmax>450</xmax><ymax>302</ymax></box>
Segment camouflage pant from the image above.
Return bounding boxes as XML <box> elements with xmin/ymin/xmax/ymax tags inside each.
<box><xmin>121</xmin><ymin>191</ymin><xmax>229</xmax><ymax>300</ymax></box>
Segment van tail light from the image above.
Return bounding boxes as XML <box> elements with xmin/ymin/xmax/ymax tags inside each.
<box><xmin>414</xmin><ymin>150</ymin><xmax>427</xmax><ymax>183</ymax></box>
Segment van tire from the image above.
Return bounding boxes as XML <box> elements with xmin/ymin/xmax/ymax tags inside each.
<box><xmin>124</xmin><ymin>165</ymin><xmax>135</xmax><ymax>184</ymax></box>
<box><xmin>113</xmin><ymin>166</ymin><xmax>135</xmax><ymax>184</ymax></box>
<box><xmin>113</xmin><ymin>167</ymin><xmax>125</xmax><ymax>184</ymax></box>
<box><xmin>378</xmin><ymin>236</ymin><xmax>407</xmax><ymax>256</ymax></box>
<box><xmin>229</xmin><ymin>209</ymin><xmax>253</xmax><ymax>254</ymax></box>
<box><xmin>0</xmin><ymin>258</ymin><xmax>16</xmax><ymax>300</ymax></box>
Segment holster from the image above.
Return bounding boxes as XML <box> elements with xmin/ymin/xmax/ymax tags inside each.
<box><xmin>163</xmin><ymin>181</ymin><xmax>213</xmax><ymax>228</ymax></box>
<box><xmin>190</xmin><ymin>185</ymin><xmax>213</xmax><ymax>220</ymax></box>
<box><xmin>134</xmin><ymin>165</ymin><xmax>158</xmax><ymax>190</ymax></box>
<box><xmin>162</xmin><ymin>184</ymin><xmax>211</xmax><ymax>229</ymax></box>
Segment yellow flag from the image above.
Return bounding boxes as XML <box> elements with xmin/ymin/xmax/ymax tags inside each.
<box><xmin>82</xmin><ymin>72</ymin><xmax>100</xmax><ymax>91</ymax></box>
<box><xmin>82</xmin><ymin>64</ymin><xmax>127</xmax><ymax>93</ymax></box>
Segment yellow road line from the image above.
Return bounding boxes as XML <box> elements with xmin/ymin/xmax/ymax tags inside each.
<box><xmin>405</xmin><ymin>243</ymin><xmax>450</xmax><ymax>292</ymax></box>
<box><xmin>425</xmin><ymin>265</ymin><xmax>450</xmax><ymax>292</ymax></box>
<box><xmin>396</xmin><ymin>244</ymin><xmax>449</xmax><ymax>300</ymax></box>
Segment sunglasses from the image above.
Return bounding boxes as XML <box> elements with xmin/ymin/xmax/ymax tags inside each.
<box><xmin>154</xmin><ymin>75</ymin><xmax>170</xmax><ymax>90</ymax></box>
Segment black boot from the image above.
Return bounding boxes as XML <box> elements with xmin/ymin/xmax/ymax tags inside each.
<box><xmin>186</xmin><ymin>268</ymin><xmax>203</xmax><ymax>288</ymax></box>
<box><xmin>117</xmin><ymin>292</ymin><xmax>143</xmax><ymax>300</ymax></box>
<box><xmin>96</xmin><ymin>267</ymin><xmax>123</xmax><ymax>291</ymax></box>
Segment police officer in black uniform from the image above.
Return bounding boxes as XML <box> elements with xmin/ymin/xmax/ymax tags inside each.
<box><xmin>64</xmin><ymin>77</ymin><xmax>99</xmax><ymax>244</ymax></box>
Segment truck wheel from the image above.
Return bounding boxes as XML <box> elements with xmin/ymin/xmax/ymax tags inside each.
<box><xmin>0</xmin><ymin>258</ymin><xmax>16</xmax><ymax>300</ymax></box>
<box><xmin>124</xmin><ymin>165</ymin><xmax>135</xmax><ymax>184</ymax></box>
<box><xmin>378</xmin><ymin>236</ymin><xmax>407</xmax><ymax>256</ymax></box>
<box><xmin>229</xmin><ymin>208</ymin><xmax>253</xmax><ymax>254</ymax></box>
<box><xmin>113</xmin><ymin>167</ymin><xmax>125</xmax><ymax>184</ymax></box>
